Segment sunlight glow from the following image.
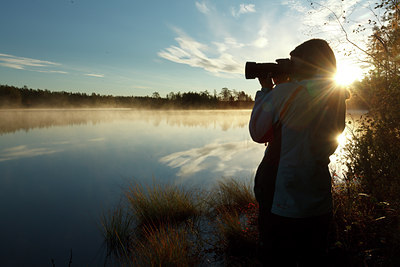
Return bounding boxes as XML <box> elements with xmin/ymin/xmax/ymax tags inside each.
<box><xmin>334</xmin><ymin>61</ymin><xmax>363</xmax><ymax>86</ymax></box>
<box><xmin>336</xmin><ymin>133</ymin><xmax>347</xmax><ymax>147</ymax></box>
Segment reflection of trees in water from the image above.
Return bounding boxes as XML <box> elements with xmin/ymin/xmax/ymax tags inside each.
<box><xmin>0</xmin><ymin>109</ymin><xmax>252</xmax><ymax>135</ymax></box>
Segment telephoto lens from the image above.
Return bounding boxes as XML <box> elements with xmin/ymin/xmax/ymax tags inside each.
<box><xmin>245</xmin><ymin>59</ymin><xmax>293</xmax><ymax>79</ymax></box>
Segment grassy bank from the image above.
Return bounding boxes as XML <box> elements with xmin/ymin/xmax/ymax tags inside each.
<box><xmin>100</xmin><ymin>179</ymin><xmax>257</xmax><ymax>266</ymax></box>
<box><xmin>100</xmin><ymin>174</ymin><xmax>399</xmax><ymax>266</ymax></box>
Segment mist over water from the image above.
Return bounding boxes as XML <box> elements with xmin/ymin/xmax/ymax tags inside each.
<box><xmin>0</xmin><ymin>109</ymin><xmax>356</xmax><ymax>266</ymax></box>
<box><xmin>0</xmin><ymin>109</ymin><xmax>262</xmax><ymax>266</ymax></box>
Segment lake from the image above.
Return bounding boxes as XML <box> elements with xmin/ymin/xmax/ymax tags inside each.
<box><xmin>0</xmin><ymin>109</ymin><xmax>353</xmax><ymax>266</ymax></box>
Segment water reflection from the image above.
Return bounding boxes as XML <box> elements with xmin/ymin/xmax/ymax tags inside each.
<box><xmin>329</xmin><ymin>112</ymin><xmax>364</xmax><ymax>178</ymax></box>
<box><xmin>0</xmin><ymin>109</ymin><xmax>260</xmax><ymax>266</ymax></box>
<box><xmin>160</xmin><ymin>140</ymin><xmax>261</xmax><ymax>181</ymax></box>
<box><xmin>0</xmin><ymin>145</ymin><xmax>60</xmax><ymax>162</ymax></box>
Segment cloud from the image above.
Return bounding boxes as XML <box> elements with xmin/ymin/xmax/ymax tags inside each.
<box><xmin>195</xmin><ymin>1</ymin><xmax>209</xmax><ymax>14</ymax></box>
<box><xmin>160</xmin><ymin>0</ymin><xmax>374</xmax><ymax>80</ymax></box>
<box><xmin>37</xmin><ymin>70</ymin><xmax>68</xmax><ymax>74</ymax></box>
<box><xmin>282</xmin><ymin>0</ymin><xmax>369</xmax><ymax>38</ymax></box>
<box><xmin>84</xmin><ymin>73</ymin><xmax>104</xmax><ymax>78</ymax></box>
<box><xmin>287</xmin><ymin>0</ymin><xmax>373</xmax><ymax>63</ymax></box>
<box><xmin>0</xmin><ymin>53</ymin><xmax>62</xmax><ymax>71</ymax></box>
<box><xmin>158</xmin><ymin>30</ymin><xmax>244</xmax><ymax>75</ymax></box>
<box><xmin>0</xmin><ymin>145</ymin><xmax>59</xmax><ymax>162</ymax></box>
<box><xmin>231</xmin><ymin>4</ymin><xmax>256</xmax><ymax>18</ymax></box>
<box><xmin>158</xmin><ymin>4</ymin><xmax>287</xmax><ymax>77</ymax></box>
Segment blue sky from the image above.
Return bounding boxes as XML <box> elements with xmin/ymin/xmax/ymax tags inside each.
<box><xmin>0</xmin><ymin>0</ymin><xmax>372</xmax><ymax>97</ymax></box>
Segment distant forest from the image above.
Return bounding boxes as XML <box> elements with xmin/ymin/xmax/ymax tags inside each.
<box><xmin>0</xmin><ymin>85</ymin><xmax>254</xmax><ymax>109</ymax></box>
<box><xmin>0</xmin><ymin>84</ymin><xmax>365</xmax><ymax>110</ymax></box>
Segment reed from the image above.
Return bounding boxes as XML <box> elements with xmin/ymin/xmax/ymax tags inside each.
<box><xmin>100</xmin><ymin>206</ymin><xmax>134</xmax><ymax>258</ymax></box>
<box><xmin>125</xmin><ymin>182</ymin><xmax>202</xmax><ymax>228</ymax></box>
<box><xmin>206</xmin><ymin>178</ymin><xmax>256</xmax><ymax>214</ymax></box>
<box><xmin>132</xmin><ymin>224</ymin><xmax>200</xmax><ymax>266</ymax></box>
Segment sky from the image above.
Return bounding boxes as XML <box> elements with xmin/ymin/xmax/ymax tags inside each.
<box><xmin>0</xmin><ymin>0</ymin><xmax>376</xmax><ymax>97</ymax></box>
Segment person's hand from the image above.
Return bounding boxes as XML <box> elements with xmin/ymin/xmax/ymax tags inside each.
<box><xmin>273</xmin><ymin>74</ymin><xmax>290</xmax><ymax>85</ymax></box>
<box><xmin>258</xmin><ymin>73</ymin><xmax>273</xmax><ymax>89</ymax></box>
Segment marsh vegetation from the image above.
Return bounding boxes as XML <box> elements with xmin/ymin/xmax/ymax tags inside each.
<box><xmin>102</xmin><ymin>169</ymin><xmax>399</xmax><ymax>266</ymax></box>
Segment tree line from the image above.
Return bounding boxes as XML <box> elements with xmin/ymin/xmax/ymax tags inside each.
<box><xmin>0</xmin><ymin>85</ymin><xmax>254</xmax><ymax>109</ymax></box>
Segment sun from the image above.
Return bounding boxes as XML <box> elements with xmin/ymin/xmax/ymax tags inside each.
<box><xmin>334</xmin><ymin>61</ymin><xmax>363</xmax><ymax>86</ymax></box>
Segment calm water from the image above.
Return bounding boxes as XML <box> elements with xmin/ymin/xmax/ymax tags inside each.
<box><xmin>0</xmin><ymin>109</ymin><xmax>355</xmax><ymax>266</ymax></box>
<box><xmin>0</xmin><ymin>109</ymin><xmax>267</xmax><ymax>266</ymax></box>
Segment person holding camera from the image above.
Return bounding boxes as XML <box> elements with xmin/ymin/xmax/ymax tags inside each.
<box><xmin>248</xmin><ymin>39</ymin><xmax>348</xmax><ymax>266</ymax></box>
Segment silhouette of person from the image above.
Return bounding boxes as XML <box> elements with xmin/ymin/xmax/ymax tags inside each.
<box><xmin>249</xmin><ymin>39</ymin><xmax>348</xmax><ymax>266</ymax></box>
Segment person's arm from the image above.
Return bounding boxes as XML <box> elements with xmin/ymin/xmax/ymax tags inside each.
<box><xmin>249</xmin><ymin>76</ymin><xmax>275</xmax><ymax>143</ymax></box>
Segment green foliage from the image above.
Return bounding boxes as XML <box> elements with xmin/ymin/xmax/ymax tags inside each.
<box><xmin>345</xmin><ymin>0</ymin><xmax>400</xmax><ymax>208</ymax></box>
<box><xmin>331</xmin><ymin>178</ymin><xmax>400</xmax><ymax>266</ymax></box>
<box><xmin>346</xmin><ymin>118</ymin><xmax>400</xmax><ymax>204</ymax></box>
<box><xmin>336</xmin><ymin>2</ymin><xmax>400</xmax><ymax>265</ymax></box>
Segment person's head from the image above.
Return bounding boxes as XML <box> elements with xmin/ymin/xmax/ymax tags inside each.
<box><xmin>290</xmin><ymin>39</ymin><xmax>336</xmax><ymax>81</ymax></box>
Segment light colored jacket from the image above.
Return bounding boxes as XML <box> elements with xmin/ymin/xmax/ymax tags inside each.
<box><xmin>249</xmin><ymin>78</ymin><xmax>347</xmax><ymax>218</ymax></box>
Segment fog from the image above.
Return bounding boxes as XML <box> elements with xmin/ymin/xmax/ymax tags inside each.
<box><xmin>0</xmin><ymin>109</ymin><xmax>252</xmax><ymax>135</ymax></box>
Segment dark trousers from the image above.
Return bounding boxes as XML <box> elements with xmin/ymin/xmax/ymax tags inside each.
<box><xmin>258</xmin><ymin>207</ymin><xmax>331</xmax><ymax>267</ymax></box>
<box><xmin>254</xmin><ymin>146</ymin><xmax>331</xmax><ymax>267</ymax></box>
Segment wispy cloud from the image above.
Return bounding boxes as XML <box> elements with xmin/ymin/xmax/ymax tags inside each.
<box><xmin>0</xmin><ymin>53</ymin><xmax>64</xmax><ymax>72</ymax></box>
<box><xmin>158</xmin><ymin>29</ymin><xmax>244</xmax><ymax>75</ymax></box>
<box><xmin>37</xmin><ymin>70</ymin><xmax>68</xmax><ymax>74</ymax></box>
<box><xmin>160</xmin><ymin>1</ymin><xmax>374</xmax><ymax>77</ymax></box>
<box><xmin>84</xmin><ymin>73</ymin><xmax>104</xmax><ymax>78</ymax></box>
<box><xmin>195</xmin><ymin>1</ymin><xmax>209</xmax><ymax>14</ymax></box>
<box><xmin>283</xmin><ymin>0</ymin><xmax>370</xmax><ymax>46</ymax></box>
<box><xmin>231</xmin><ymin>4</ymin><xmax>256</xmax><ymax>18</ymax></box>
<box><xmin>0</xmin><ymin>52</ymin><xmax>108</xmax><ymax>77</ymax></box>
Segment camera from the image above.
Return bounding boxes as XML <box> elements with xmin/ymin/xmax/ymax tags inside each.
<box><xmin>245</xmin><ymin>58</ymin><xmax>293</xmax><ymax>79</ymax></box>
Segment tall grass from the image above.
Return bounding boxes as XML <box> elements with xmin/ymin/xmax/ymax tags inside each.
<box><xmin>132</xmin><ymin>224</ymin><xmax>200</xmax><ymax>266</ymax></box>
<box><xmin>101</xmin><ymin>178</ymin><xmax>259</xmax><ymax>265</ymax></box>
<box><xmin>207</xmin><ymin>178</ymin><xmax>256</xmax><ymax>213</ymax></box>
<box><xmin>100</xmin><ymin>206</ymin><xmax>134</xmax><ymax>259</ymax></box>
<box><xmin>206</xmin><ymin>178</ymin><xmax>259</xmax><ymax>263</ymax></box>
<box><xmin>125</xmin><ymin>182</ymin><xmax>202</xmax><ymax>227</ymax></box>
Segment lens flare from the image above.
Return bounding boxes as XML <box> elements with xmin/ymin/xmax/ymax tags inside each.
<box><xmin>334</xmin><ymin>62</ymin><xmax>363</xmax><ymax>86</ymax></box>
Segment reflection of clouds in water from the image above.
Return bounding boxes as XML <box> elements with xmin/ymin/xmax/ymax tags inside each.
<box><xmin>0</xmin><ymin>137</ymin><xmax>106</xmax><ymax>162</ymax></box>
<box><xmin>160</xmin><ymin>141</ymin><xmax>263</xmax><ymax>178</ymax></box>
<box><xmin>0</xmin><ymin>145</ymin><xmax>59</xmax><ymax>162</ymax></box>
<box><xmin>48</xmin><ymin>140</ymin><xmax>73</xmax><ymax>145</ymax></box>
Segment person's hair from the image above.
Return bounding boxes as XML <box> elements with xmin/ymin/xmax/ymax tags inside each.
<box><xmin>290</xmin><ymin>39</ymin><xmax>336</xmax><ymax>79</ymax></box>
